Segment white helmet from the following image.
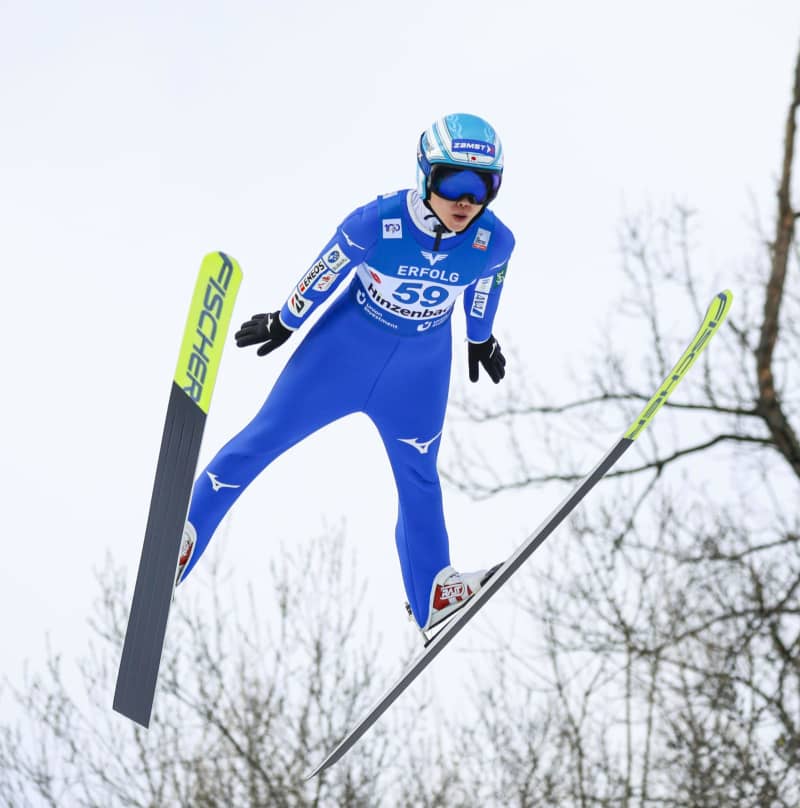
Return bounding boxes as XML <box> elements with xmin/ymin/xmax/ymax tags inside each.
<box><xmin>417</xmin><ymin>113</ymin><xmax>504</xmax><ymax>203</ymax></box>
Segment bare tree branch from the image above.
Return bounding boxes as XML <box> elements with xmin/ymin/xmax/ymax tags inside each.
<box><xmin>755</xmin><ymin>41</ymin><xmax>800</xmax><ymax>478</ymax></box>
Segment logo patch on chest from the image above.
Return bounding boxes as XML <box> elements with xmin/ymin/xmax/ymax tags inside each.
<box><xmin>421</xmin><ymin>251</ymin><xmax>448</xmax><ymax>266</ymax></box>
<box><xmin>382</xmin><ymin>218</ymin><xmax>402</xmax><ymax>239</ymax></box>
<box><xmin>472</xmin><ymin>228</ymin><xmax>491</xmax><ymax>250</ymax></box>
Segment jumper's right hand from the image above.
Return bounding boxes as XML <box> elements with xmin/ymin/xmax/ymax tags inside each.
<box><xmin>468</xmin><ymin>334</ymin><xmax>506</xmax><ymax>383</ymax></box>
<box><xmin>235</xmin><ymin>311</ymin><xmax>293</xmax><ymax>356</ymax></box>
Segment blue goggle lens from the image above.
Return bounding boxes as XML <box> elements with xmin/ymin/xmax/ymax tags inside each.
<box><xmin>430</xmin><ymin>167</ymin><xmax>500</xmax><ymax>204</ymax></box>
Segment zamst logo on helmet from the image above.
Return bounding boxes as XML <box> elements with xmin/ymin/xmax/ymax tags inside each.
<box><xmin>451</xmin><ymin>139</ymin><xmax>496</xmax><ymax>158</ymax></box>
<box><xmin>417</xmin><ymin>113</ymin><xmax>504</xmax><ymax>205</ymax></box>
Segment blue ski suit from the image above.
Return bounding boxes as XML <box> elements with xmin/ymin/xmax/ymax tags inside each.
<box><xmin>183</xmin><ymin>189</ymin><xmax>515</xmax><ymax>625</ymax></box>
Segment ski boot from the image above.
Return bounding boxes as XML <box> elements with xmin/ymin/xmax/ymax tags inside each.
<box><xmin>406</xmin><ymin>563</ymin><xmax>501</xmax><ymax>643</ymax></box>
<box><xmin>175</xmin><ymin>522</ymin><xmax>197</xmax><ymax>586</ymax></box>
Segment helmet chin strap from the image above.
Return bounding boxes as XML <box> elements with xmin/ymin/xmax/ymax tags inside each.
<box><xmin>422</xmin><ymin>198</ymin><xmax>451</xmax><ymax>232</ymax></box>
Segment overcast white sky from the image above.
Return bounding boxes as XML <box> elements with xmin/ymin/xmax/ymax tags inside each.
<box><xmin>2</xmin><ymin>1</ymin><xmax>799</xmax><ymax>736</ymax></box>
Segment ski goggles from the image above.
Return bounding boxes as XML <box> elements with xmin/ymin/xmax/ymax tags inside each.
<box><xmin>429</xmin><ymin>165</ymin><xmax>502</xmax><ymax>205</ymax></box>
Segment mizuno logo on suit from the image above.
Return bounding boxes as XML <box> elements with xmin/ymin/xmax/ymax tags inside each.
<box><xmin>397</xmin><ymin>433</ymin><xmax>442</xmax><ymax>454</ymax></box>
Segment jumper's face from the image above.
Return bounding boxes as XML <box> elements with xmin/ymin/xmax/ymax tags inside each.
<box><xmin>428</xmin><ymin>193</ymin><xmax>482</xmax><ymax>233</ymax></box>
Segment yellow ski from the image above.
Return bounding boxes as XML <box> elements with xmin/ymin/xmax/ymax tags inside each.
<box><xmin>308</xmin><ymin>289</ymin><xmax>733</xmax><ymax>778</ymax></box>
<box><xmin>114</xmin><ymin>252</ymin><xmax>242</xmax><ymax>727</ymax></box>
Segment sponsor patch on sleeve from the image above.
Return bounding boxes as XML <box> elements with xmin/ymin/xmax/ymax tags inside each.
<box><xmin>470</xmin><ymin>292</ymin><xmax>489</xmax><ymax>319</ymax></box>
<box><xmin>298</xmin><ymin>260</ymin><xmax>326</xmax><ymax>294</ymax></box>
<box><xmin>476</xmin><ymin>276</ymin><xmax>493</xmax><ymax>294</ymax></box>
<box><xmin>494</xmin><ymin>268</ymin><xmax>506</xmax><ymax>286</ymax></box>
<box><xmin>288</xmin><ymin>290</ymin><xmax>312</xmax><ymax>318</ymax></box>
<box><xmin>313</xmin><ymin>271</ymin><xmax>338</xmax><ymax>292</ymax></box>
<box><xmin>323</xmin><ymin>244</ymin><xmax>350</xmax><ymax>272</ymax></box>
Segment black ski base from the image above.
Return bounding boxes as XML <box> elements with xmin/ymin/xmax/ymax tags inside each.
<box><xmin>113</xmin><ymin>382</ymin><xmax>206</xmax><ymax>727</ymax></box>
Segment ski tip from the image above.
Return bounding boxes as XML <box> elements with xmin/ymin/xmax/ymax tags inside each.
<box><xmin>305</xmin><ymin>742</ymin><xmax>348</xmax><ymax>780</ymax></box>
<box><xmin>623</xmin><ymin>288</ymin><xmax>734</xmax><ymax>442</ymax></box>
<box><xmin>713</xmin><ymin>289</ymin><xmax>734</xmax><ymax>321</ymax></box>
<box><xmin>175</xmin><ymin>252</ymin><xmax>243</xmax><ymax>415</ymax></box>
<box><xmin>304</xmin><ymin>760</ymin><xmax>327</xmax><ymax>781</ymax></box>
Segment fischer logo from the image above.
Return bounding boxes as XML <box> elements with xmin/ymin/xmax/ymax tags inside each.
<box><xmin>182</xmin><ymin>254</ymin><xmax>235</xmax><ymax>404</ymax></box>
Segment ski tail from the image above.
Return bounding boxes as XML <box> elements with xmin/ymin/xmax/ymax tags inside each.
<box><xmin>113</xmin><ymin>252</ymin><xmax>242</xmax><ymax>727</ymax></box>
<box><xmin>305</xmin><ymin>289</ymin><xmax>733</xmax><ymax>779</ymax></box>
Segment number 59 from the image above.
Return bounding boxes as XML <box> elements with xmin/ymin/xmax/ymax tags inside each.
<box><xmin>392</xmin><ymin>282</ymin><xmax>448</xmax><ymax>307</ymax></box>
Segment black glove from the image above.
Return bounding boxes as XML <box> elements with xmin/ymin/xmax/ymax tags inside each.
<box><xmin>235</xmin><ymin>311</ymin><xmax>293</xmax><ymax>356</ymax></box>
<box><xmin>468</xmin><ymin>335</ymin><xmax>506</xmax><ymax>383</ymax></box>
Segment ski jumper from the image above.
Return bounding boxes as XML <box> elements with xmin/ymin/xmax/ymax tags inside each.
<box><xmin>182</xmin><ymin>189</ymin><xmax>515</xmax><ymax>625</ymax></box>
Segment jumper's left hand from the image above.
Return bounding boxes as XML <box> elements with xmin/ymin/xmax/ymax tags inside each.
<box><xmin>468</xmin><ymin>335</ymin><xmax>506</xmax><ymax>384</ymax></box>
